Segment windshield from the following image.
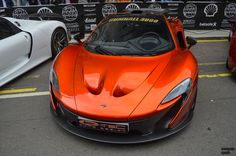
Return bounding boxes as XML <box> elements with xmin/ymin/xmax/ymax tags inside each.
<box><xmin>85</xmin><ymin>16</ymin><xmax>174</xmax><ymax>56</ymax></box>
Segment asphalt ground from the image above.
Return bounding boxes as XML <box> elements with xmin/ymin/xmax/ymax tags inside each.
<box><xmin>0</xmin><ymin>40</ymin><xmax>236</xmax><ymax>156</ymax></box>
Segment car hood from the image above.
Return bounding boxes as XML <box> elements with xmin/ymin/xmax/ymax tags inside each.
<box><xmin>73</xmin><ymin>48</ymin><xmax>172</xmax><ymax>121</ymax></box>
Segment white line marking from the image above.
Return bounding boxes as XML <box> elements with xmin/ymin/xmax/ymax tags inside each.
<box><xmin>0</xmin><ymin>91</ymin><xmax>49</xmax><ymax>99</ymax></box>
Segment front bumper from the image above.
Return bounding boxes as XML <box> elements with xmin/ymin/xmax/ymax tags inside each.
<box><xmin>50</xmin><ymin>92</ymin><xmax>195</xmax><ymax>144</ymax></box>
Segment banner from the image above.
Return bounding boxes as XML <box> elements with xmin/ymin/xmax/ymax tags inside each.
<box><xmin>1</xmin><ymin>1</ymin><xmax>236</xmax><ymax>34</ymax></box>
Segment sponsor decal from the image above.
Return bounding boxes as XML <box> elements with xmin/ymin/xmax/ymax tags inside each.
<box><xmin>37</xmin><ymin>7</ymin><xmax>53</xmax><ymax>15</ymax></box>
<box><xmin>85</xmin><ymin>17</ymin><xmax>96</xmax><ymax>23</ymax></box>
<box><xmin>90</xmin><ymin>24</ymin><xmax>96</xmax><ymax>30</ymax></box>
<box><xmin>102</xmin><ymin>4</ymin><xmax>117</xmax><ymax>17</ymax></box>
<box><xmin>85</xmin><ymin>24</ymin><xmax>97</xmax><ymax>31</ymax></box>
<box><xmin>109</xmin><ymin>17</ymin><xmax>159</xmax><ymax>23</ymax></box>
<box><xmin>221</xmin><ymin>19</ymin><xmax>231</xmax><ymax>28</ymax></box>
<box><xmin>199</xmin><ymin>22</ymin><xmax>217</xmax><ymax>27</ymax></box>
<box><xmin>168</xmin><ymin>3</ymin><xmax>179</xmax><ymax>7</ymax></box>
<box><xmin>183</xmin><ymin>3</ymin><xmax>197</xmax><ymax>19</ymax></box>
<box><xmin>167</xmin><ymin>16</ymin><xmax>178</xmax><ymax>20</ymax></box>
<box><xmin>62</xmin><ymin>5</ymin><xmax>78</xmax><ymax>22</ymax></box>
<box><xmin>204</xmin><ymin>4</ymin><xmax>218</xmax><ymax>17</ymax></box>
<box><xmin>12</xmin><ymin>8</ymin><xmax>28</xmax><ymax>19</ymax></box>
<box><xmin>183</xmin><ymin>19</ymin><xmax>195</xmax><ymax>25</ymax></box>
<box><xmin>84</xmin><ymin>8</ymin><xmax>96</xmax><ymax>13</ymax></box>
<box><xmin>65</xmin><ymin>22</ymin><xmax>79</xmax><ymax>32</ymax></box>
<box><xmin>224</xmin><ymin>3</ymin><xmax>236</xmax><ymax>18</ymax></box>
<box><xmin>84</xmin><ymin>13</ymin><xmax>97</xmax><ymax>17</ymax></box>
<box><xmin>83</xmin><ymin>4</ymin><xmax>96</xmax><ymax>8</ymax></box>
<box><xmin>148</xmin><ymin>3</ymin><xmax>161</xmax><ymax>9</ymax></box>
<box><xmin>125</xmin><ymin>3</ymin><xmax>140</xmax><ymax>11</ymax></box>
<box><xmin>168</xmin><ymin>12</ymin><xmax>178</xmax><ymax>15</ymax></box>
<box><xmin>183</xmin><ymin>19</ymin><xmax>195</xmax><ymax>28</ymax></box>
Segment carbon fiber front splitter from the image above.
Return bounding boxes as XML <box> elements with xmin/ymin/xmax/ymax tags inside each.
<box><xmin>50</xmin><ymin>105</ymin><xmax>193</xmax><ymax>144</ymax></box>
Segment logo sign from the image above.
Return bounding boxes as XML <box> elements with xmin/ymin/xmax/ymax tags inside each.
<box><xmin>37</xmin><ymin>7</ymin><xmax>53</xmax><ymax>15</ymax></box>
<box><xmin>12</xmin><ymin>8</ymin><xmax>28</xmax><ymax>19</ymax></box>
<box><xmin>84</xmin><ymin>13</ymin><xmax>96</xmax><ymax>17</ymax></box>
<box><xmin>183</xmin><ymin>3</ymin><xmax>197</xmax><ymax>19</ymax></box>
<box><xmin>83</xmin><ymin>4</ymin><xmax>96</xmax><ymax>8</ymax></box>
<box><xmin>102</xmin><ymin>4</ymin><xmax>117</xmax><ymax>17</ymax></box>
<box><xmin>62</xmin><ymin>5</ymin><xmax>78</xmax><ymax>22</ymax></box>
<box><xmin>204</xmin><ymin>4</ymin><xmax>218</xmax><ymax>17</ymax></box>
<box><xmin>85</xmin><ymin>24</ymin><xmax>97</xmax><ymax>31</ymax></box>
<box><xmin>224</xmin><ymin>3</ymin><xmax>236</xmax><ymax>18</ymax></box>
<box><xmin>183</xmin><ymin>19</ymin><xmax>195</xmax><ymax>28</ymax></box>
<box><xmin>125</xmin><ymin>3</ymin><xmax>140</xmax><ymax>11</ymax></box>
<box><xmin>148</xmin><ymin>3</ymin><xmax>161</xmax><ymax>9</ymax></box>
<box><xmin>85</xmin><ymin>17</ymin><xmax>96</xmax><ymax>23</ymax></box>
<box><xmin>199</xmin><ymin>22</ymin><xmax>217</xmax><ymax>27</ymax></box>
<box><xmin>100</xmin><ymin>104</ymin><xmax>107</xmax><ymax>108</ymax></box>
<box><xmin>84</xmin><ymin>8</ymin><xmax>96</xmax><ymax>13</ymax></box>
<box><xmin>65</xmin><ymin>22</ymin><xmax>79</xmax><ymax>32</ymax></box>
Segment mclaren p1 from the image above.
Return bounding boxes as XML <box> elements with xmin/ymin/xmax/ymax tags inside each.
<box><xmin>49</xmin><ymin>9</ymin><xmax>198</xmax><ymax>143</ymax></box>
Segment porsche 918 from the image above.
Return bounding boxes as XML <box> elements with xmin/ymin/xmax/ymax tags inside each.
<box><xmin>0</xmin><ymin>17</ymin><xmax>68</xmax><ymax>87</ymax></box>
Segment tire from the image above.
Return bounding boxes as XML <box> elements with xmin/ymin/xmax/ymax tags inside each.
<box><xmin>51</xmin><ymin>28</ymin><xmax>68</xmax><ymax>58</ymax></box>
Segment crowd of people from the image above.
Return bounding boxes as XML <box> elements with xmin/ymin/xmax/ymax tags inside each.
<box><xmin>0</xmin><ymin>0</ymin><xmax>235</xmax><ymax>7</ymax></box>
<box><xmin>0</xmin><ymin>0</ymin><xmax>92</xmax><ymax>7</ymax></box>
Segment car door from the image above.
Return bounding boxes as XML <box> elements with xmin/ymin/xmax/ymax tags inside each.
<box><xmin>0</xmin><ymin>18</ymin><xmax>31</xmax><ymax>78</ymax></box>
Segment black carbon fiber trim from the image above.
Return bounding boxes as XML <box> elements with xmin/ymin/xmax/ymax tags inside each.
<box><xmin>50</xmin><ymin>104</ymin><xmax>193</xmax><ymax>144</ymax></box>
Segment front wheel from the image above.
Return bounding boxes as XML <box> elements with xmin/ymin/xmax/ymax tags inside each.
<box><xmin>51</xmin><ymin>28</ymin><xmax>68</xmax><ymax>58</ymax></box>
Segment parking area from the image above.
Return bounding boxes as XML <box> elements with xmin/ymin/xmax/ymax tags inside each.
<box><xmin>0</xmin><ymin>41</ymin><xmax>235</xmax><ymax>156</ymax></box>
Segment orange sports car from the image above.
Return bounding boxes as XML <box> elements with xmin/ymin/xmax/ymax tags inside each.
<box><xmin>49</xmin><ymin>9</ymin><xmax>198</xmax><ymax>143</ymax></box>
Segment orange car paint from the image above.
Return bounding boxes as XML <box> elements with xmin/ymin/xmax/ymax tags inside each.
<box><xmin>51</xmin><ymin>15</ymin><xmax>198</xmax><ymax>130</ymax></box>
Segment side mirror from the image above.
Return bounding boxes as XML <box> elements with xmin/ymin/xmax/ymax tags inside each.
<box><xmin>186</xmin><ymin>36</ymin><xmax>197</xmax><ymax>49</ymax></box>
<box><xmin>74</xmin><ymin>33</ymin><xmax>85</xmax><ymax>43</ymax></box>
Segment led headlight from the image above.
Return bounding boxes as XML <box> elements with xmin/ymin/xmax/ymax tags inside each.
<box><xmin>161</xmin><ymin>78</ymin><xmax>192</xmax><ymax>104</ymax></box>
<box><xmin>50</xmin><ymin>68</ymin><xmax>60</xmax><ymax>93</ymax></box>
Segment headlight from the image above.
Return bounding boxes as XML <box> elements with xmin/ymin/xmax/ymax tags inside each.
<box><xmin>50</xmin><ymin>68</ymin><xmax>60</xmax><ymax>93</ymax></box>
<box><xmin>161</xmin><ymin>78</ymin><xmax>192</xmax><ymax>104</ymax></box>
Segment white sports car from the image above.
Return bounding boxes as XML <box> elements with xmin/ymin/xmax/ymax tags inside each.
<box><xmin>0</xmin><ymin>17</ymin><xmax>69</xmax><ymax>87</ymax></box>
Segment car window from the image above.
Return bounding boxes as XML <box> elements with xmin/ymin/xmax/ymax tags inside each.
<box><xmin>85</xmin><ymin>16</ymin><xmax>174</xmax><ymax>56</ymax></box>
<box><xmin>0</xmin><ymin>22</ymin><xmax>16</xmax><ymax>40</ymax></box>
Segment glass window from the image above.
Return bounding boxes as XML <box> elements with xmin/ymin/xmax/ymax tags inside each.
<box><xmin>85</xmin><ymin>15</ymin><xmax>174</xmax><ymax>56</ymax></box>
<box><xmin>0</xmin><ymin>22</ymin><xmax>15</xmax><ymax>40</ymax></box>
